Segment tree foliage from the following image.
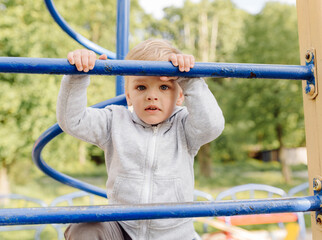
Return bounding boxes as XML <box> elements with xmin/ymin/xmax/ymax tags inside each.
<box><xmin>0</xmin><ymin>0</ymin><xmax>144</xmax><ymax>192</ymax></box>
<box><xmin>218</xmin><ymin>2</ymin><xmax>303</xmax><ymax>158</ymax></box>
<box><xmin>223</xmin><ymin>2</ymin><xmax>302</xmax><ymax>182</ymax></box>
<box><xmin>145</xmin><ymin>0</ymin><xmax>247</xmax><ymax>62</ymax></box>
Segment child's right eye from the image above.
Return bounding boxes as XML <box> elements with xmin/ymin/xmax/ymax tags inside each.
<box><xmin>137</xmin><ymin>85</ymin><xmax>146</xmax><ymax>91</ymax></box>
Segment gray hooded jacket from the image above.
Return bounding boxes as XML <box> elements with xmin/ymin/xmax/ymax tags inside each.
<box><xmin>56</xmin><ymin>75</ymin><xmax>224</xmax><ymax>240</ymax></box>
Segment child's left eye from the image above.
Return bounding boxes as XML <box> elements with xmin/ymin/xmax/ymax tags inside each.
<box><xmin>160</xmin><ymin>85</ymin><xmax>169</xmax><ymax>90</ymax></box>
<box><xmin>137</xmin><ymin>85</ymin><xmax>146</xmax><ymax>91</ymax></box>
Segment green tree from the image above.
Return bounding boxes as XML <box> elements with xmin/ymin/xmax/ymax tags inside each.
<box><xmin>146</xmin><ymin>0</ymin><xmax>247</xmax><ymax>61</ymax></box>
<box><xmin>214</xmin><ymin>2</ymin><xmax>303</xmax><ymax>183</ymax></box>
<box><xmin>0</xmin><ymin>0</ymin><xmax>145</xmax><ymax>194</ymax></box>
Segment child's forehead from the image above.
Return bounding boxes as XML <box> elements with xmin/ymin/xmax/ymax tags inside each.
<box><xmin>129</xmin><ymin>76</ymin><xmax>173</xmax><ymax>84</ymax></box>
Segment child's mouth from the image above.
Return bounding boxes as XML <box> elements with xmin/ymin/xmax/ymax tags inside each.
<box><xmin>145</xmin><ymin>105</ymin><xmax>160</xmax><ymax>112</ymax></box>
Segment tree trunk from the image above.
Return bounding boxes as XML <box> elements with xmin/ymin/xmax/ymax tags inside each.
<box><xmin>79</xmin><ymin>141</ymin><xmax>86</xmax><ymax>165</ymax></box>
<box><xmin>184</xmin><ymin>21</ymin><xmax>192</xmax><ymax>49</ymax></box>
<box><xmin>279</xmin><ymin>147</ymin><xmax>292</xmax><ymax>183</ymax></box>
<box><xmin>0</xmin><ymin>165</ymin><xmax>10</xmax><ymax>204</ymax></box>
<box><xmin>197</xmin><ymin>143</ymin><xmax>213</xmax><ymax>178</ymax></box>
<box><xmin>91</xmin><ymin>23</ymin><xmax>101</xmax><ymax>44</ymax></box>
<box><xmin>276</xmin><ymin>123</ymin><xmax>292</xmax><ymax>183</ymax></box>
<box><xmin>209</xmin><ymin>16</ymin><xmax>218</xmax><ymax>61</ymax></box>
<box><xmin>199</xmin><ymin>11</ymin><xmax>209</xmax><ymax>62</ymax></box>
<box><xmin>197</xmin><ymin>10</ymin><xmax>214</xmax><ymax>178</ymax></box>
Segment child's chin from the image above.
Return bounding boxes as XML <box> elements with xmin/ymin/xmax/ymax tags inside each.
<box><xmin>146</xmin><ymin>120</ymin><xmax>161</xmax><ymax>125</ymax></box>
<box><xmin>143</xmin><ymin>118</ymin><xmax>162</xmax><ymax>125</ymax></box>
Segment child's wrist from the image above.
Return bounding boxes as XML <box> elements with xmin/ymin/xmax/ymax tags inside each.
<box><xmin>63</xmin><ymin>75</ymin><xmax>90</xmax><ymax>84</ymax></box>
<box><xmin>177</xmin><ymin>77</ymin><xmax>203</xmax><ymax>90</ymax></box>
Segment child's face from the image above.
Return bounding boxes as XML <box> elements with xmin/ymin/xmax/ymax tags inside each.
<box><xmin>125</xmin><ymin>76</ymin><xmax>184</xmax><ymax>125</ymax></box>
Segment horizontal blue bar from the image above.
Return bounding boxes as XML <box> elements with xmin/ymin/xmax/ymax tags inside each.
<box><xmin>0</xmin><ymin>57</ymin><xmax>313</xmax><ymax>80</ymax></box>
<box><xmin>0</xmin><ymin>196</ymin><xmax>320</xmax><ymax>226</ymax></box>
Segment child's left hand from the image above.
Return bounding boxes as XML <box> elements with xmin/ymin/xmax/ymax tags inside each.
<box><xmin>160</xmin><ymin>53</ymin><xmax>195</xmax><ymax>81</ymax></box>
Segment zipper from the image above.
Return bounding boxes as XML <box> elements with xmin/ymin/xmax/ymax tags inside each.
<box><xmin>140</xmin><ymin>125</ymin><xmax>159</xmax><ymax>239</ymax></box>
<box><xmin>143</xmin><ymin>125</ymin><xmax>158</xmax><ymax>204</ymax></box>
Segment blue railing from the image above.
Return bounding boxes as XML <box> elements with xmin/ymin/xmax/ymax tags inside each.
<box><xmin>0</xmin><ymin>57</ymin><xmax>314</xmax><ymax>80</ymax></box>
<box><xmin>0</xmin><ymin>195</ymin><xmax>320</xmax><ymax>226</ymax></box>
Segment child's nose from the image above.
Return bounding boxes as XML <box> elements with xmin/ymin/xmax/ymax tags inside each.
<box><xmin>147</xmin><ymin>96</ymin><xmax>158</xmax><ymax>101</ymax></box>
<box><xmin>146</xmin><ymin>91</ymin><xmax>158</xmax><ymax>101</ymax></box>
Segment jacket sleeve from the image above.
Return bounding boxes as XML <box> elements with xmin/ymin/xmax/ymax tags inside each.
<box><xmin>178</xmin><ymin>77</ymin><xmax>225</xmax><ymax>152</ymax></box>
<box><xmin>56</xmin><ymin>75</ymin><xmax>112</xmax><ymax>148</ymax></box>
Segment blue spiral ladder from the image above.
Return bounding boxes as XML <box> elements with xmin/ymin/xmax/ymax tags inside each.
<box><xmin>0</xmin><ymin>0</ymin><xmax>321</xmax><ymax>233</ymax></box>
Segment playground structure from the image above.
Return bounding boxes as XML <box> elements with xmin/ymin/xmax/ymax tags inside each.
<box><xmin>0</xmin><ymin>0</ymin><xmax>322</xmax><ymax>239</ymax></box>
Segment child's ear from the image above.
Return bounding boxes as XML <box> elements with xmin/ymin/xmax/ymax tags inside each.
<box><xmin>125</xmin><ymin>91</ymin><xmax>132</xmax><ymax>106</ymax></box>
<box><xmin>176</xmin><ymin>90</ymin><xmax>184</xmax><ymax>106</ymax></box>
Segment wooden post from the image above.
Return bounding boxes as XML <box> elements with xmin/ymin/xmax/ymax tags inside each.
<box><xmin>297</xmin><ymin>0</ymin><xmax>322</xmax><ymax>238</ymax></box>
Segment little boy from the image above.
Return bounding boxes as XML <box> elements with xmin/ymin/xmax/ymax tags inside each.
<box><xmin>57</xmin><ymin>39</ymin><xmax>224</xmax><ymax>240</ymax></box>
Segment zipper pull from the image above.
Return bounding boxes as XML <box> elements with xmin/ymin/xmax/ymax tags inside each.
<box><xmin>152</xmin><ymin>125</ymin><xmax>159</xmax><ymax>134</ymax></box>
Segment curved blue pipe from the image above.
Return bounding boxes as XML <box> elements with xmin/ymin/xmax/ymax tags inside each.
<box><xmin>31</xmin><ymin>94</ymin><xmax>127</xmax><ymax>198</ymax></box>
<box><xmin>44</xmin><ymin>0</ymin><xmax>116</xmax><ymax>59</ymax></box>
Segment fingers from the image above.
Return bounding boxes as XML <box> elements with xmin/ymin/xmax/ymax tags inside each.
<box><xmin>169</xmin><ymin>54</ymin><xmax>195</xmax><ymax>72</ymax></box>
<box><xmin>169</xmin><ymin>53</ymin><xmax>178</xmax><ymax>67</ymax></box>
<box><xmin>88</xmin><ymin>51</ymin><xmax>96</xmax><ymax>71</ymax></box>
<box><xmin>99</xmin><ymin>54</ymin><xmax>107</xmax><ymax>60</ymax></box>
<box><xmin>67</xmin><ymin>49</ymin><xmax>100</xmax><ymax>72</ymax></box>
<box><xmin>72</xmin><ymin>50</ymin><xmax>83</xmax><ymax>71</ymax></box>
<box><xmin>81</xmin><ymin>51</ymin><xmax>89</xmax><ymax>72</ymax></box>
<box><xmin>165</xmin><ymin>53</ymin><xmax>196</xmax><ymax>80</ymax></box>
<box><xmin>67</xmin><ymin>51</ymin><xmax>75</xmax><ymax>65</ymax></box>
<box><xmin>189</xmin><ymin>55</ymin><xmax>195</xmax><ymax>68</ymax></box>
<box><xmin>177</xmin><ymin>55</ymin><xmax>185</xmax><ymax>72</ymax></box>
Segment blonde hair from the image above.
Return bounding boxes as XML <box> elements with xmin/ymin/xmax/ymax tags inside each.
<box><xmin>125</xmin><ymin>39</ymin><xmax>181</xmax><ymax>90</ymax></box>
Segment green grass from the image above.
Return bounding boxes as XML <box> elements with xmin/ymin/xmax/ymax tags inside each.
<box><xmin>1</xmin><ymin>159</ymin><xmax>310</xmax><ymax>239</ymax></box>
<box><xmin>0</xmin><ymin>226</ymin><xmax>61</xmax><ymax>240</ymax></box>
<box><xmin>194</xmin><ymin>159</ymin><xmax>308</xmax><ymax>197</ymax></box>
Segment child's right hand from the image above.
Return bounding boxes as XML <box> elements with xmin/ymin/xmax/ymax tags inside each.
<box><xmin>160</xmin><ymin>53</ymin><xmax>195</xmax><ymax>81</ymax></box>
<box><xmin>67</xmin><ymin>49</ymin><xmax>107</xmax><ymax>72</ymax></box>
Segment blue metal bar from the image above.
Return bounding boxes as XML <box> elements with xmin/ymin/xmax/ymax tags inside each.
<box><xmin>116</xmin><ymin>0</ymin><xmax>130</xmax><ymax>95</ymax></box>
<box><xmin>0</xmin><ymin>57</ymin><xmax>314</xmax><ymax>80</ymax></box>
<box><xmin>0</xmin><ymin>196</ymin><xmax>320</xmax><ymax>226</ymax></box>
<box><xmin>32</xmin><ymin>95</ymin><xmax>127</xmax><ymax>198</ymax></box>
<box><xmin>44</xmin><ymin>0</ymin><xmax>116</xmax><ymax>59</ymax></box>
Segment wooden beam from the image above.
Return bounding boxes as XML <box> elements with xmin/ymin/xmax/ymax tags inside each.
<box><xmin>297</xmin><ymin>0</ymin><xmax>322</xmax><ymax>238</ymax></box>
